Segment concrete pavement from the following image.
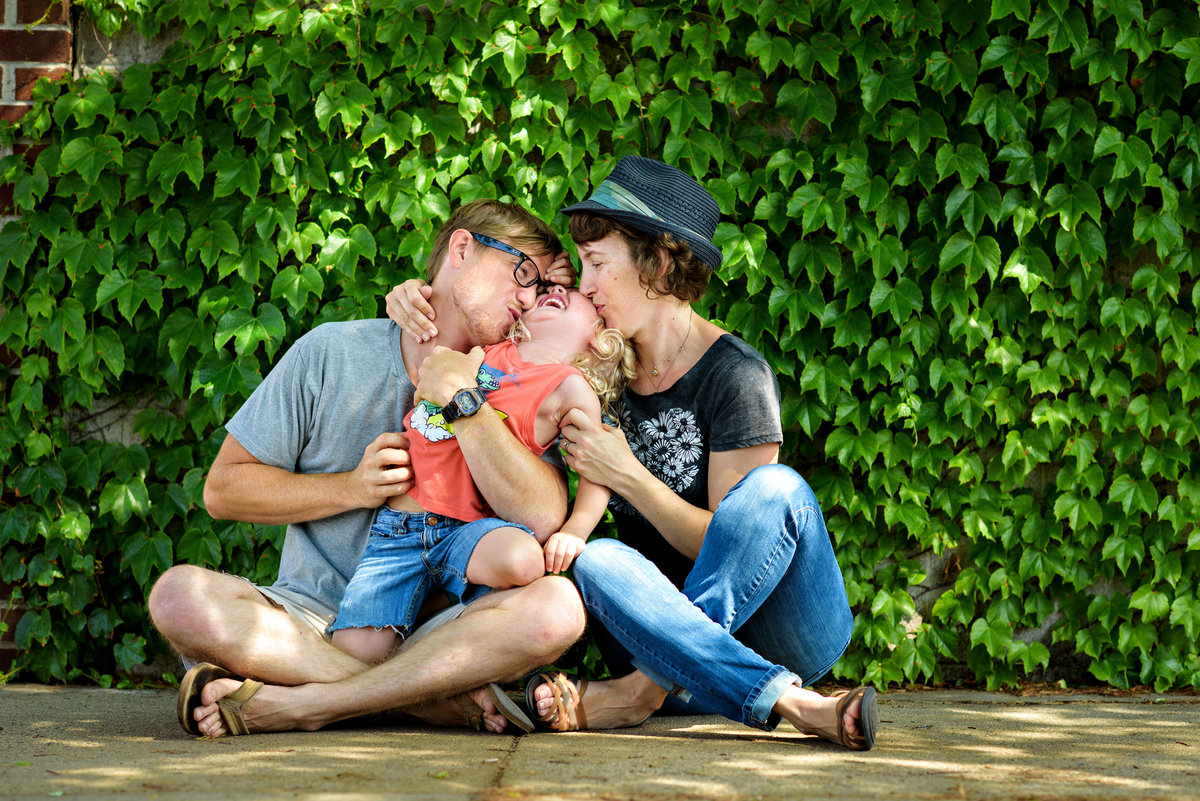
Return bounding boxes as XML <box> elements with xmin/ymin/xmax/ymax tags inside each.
<box><xmin>1</xmin><ymin>684</ymin><xmax>1197</xmax><ymax>800</ymax></box>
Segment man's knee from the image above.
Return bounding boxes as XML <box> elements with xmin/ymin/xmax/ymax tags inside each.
<box><xmin>148</xmin><ymin>565</ymin><xmax>256</xmax><ymax>645</ymax></box>
<box><xmin>521</xmin><ymin>575</ymin><xmax>586</xmax><ymax>655</ymax></box>
<box><xmin>148</xmin><ymin>565</ymin><xmax>205</xmax><ymax>634</ymax></box>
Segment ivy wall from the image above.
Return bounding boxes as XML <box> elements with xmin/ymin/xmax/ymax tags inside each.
<box><xmin>0</xmin><ymin>0</ymin><xmax>1198</xmax><ymax>690</ymax></box>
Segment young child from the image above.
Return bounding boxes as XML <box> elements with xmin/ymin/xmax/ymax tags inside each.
<box><xmin>329</xmin><ymin>286</ymin><xmax>635</xmax><ymax>665</ymax></box>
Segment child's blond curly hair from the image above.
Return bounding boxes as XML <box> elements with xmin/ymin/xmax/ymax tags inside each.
<box><xmin>508</xmin><ymin>318</ymin><xmax>636</xmax><ymax>418</ymax></box>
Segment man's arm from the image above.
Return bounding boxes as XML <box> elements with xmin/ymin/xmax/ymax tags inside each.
<box><xmin>203</xmin><ymin>431</ymin><xmax>414</xmax><ymax>524</ymax></box>
<box><xmin>415</xmin><ymin>346</ymin><xmax>568</xmax><ymax>537</ymax></box>
<box><xmin>452</xmin><ymin>408</ymin><xmax>568</xmax><ymax>537</ymax></box>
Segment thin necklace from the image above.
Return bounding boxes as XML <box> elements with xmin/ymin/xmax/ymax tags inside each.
<box><xmin>641</xmin><ymin>312</ymin><xmax>693</xmax><ymax>391</ymax></box>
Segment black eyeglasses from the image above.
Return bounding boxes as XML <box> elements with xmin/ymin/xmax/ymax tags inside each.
<box><xmin>470</xmin><ymin>232</ymin><xmax>542</xmax><ymax>288</ymax></box>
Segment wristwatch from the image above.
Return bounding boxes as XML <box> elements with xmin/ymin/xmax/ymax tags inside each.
<box><xmin>441</xmin><ymin>387</ymin><xmax>486</xmax><ymax>424</ymax></box>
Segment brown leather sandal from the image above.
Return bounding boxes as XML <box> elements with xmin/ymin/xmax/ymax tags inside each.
<box><xmin>524</xmin><ymin>672</ymin><xmax>589</xmax><ymax>731</ymax></box>
<box><xmin>176</xmin><ymin>662</ymin><xmax>263</xmax><ymax>737</ymax></box>
<box><xmin>832</xmin><ymin>686</ymin><xmax>878</xmax><ymax>750</ymax></box>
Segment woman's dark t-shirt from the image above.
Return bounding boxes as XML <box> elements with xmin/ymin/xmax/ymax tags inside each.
<box><xmin>609</xmin><ymin>334</ymin><xmax>783</xmax><ymax>587</ymax></box>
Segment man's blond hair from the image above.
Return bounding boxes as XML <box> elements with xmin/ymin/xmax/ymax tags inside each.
<box><xmin>427</xmin><ymin>200</ymin><xmax>562</xmax><ymax>281</ymax></box>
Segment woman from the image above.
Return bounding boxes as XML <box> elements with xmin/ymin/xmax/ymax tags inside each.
<box><xmin>389</xmin><ymin>156</ymin><xmax>876</xmax><ymax>749</ymax></box>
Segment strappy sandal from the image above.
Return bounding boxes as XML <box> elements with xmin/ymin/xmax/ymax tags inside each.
<box><xmin>216</xmin><ymin>675</ymin><xmax>265</xmax><ymax>735</ymax></box>
<box><xmin>177</xmin><ymin>662</ymin><xmax>263</xmax><ymax>737</ymax></box>
<box><xmin>524</xmin><ymin>671</ymin><xmax>589</xmax><ymax>732</ymax></box>
<box><xmin>455</xmin><ymin>683</ymin><xmax>535</xmax><ymax>734</ymax></box>
<box><xmin>831</xmin><ymin>686</ymin><xmax>878</xmax><ymax>750</ymax></box>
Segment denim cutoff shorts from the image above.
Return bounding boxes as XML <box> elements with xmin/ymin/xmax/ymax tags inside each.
<box><xmin>330</xmin><ymin>507</ymin><xmax>532</xmax><ymax>638</ymax></box>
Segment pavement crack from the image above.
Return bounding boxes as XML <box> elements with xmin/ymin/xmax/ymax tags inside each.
<box><xmin>476</xmin><ymin>734</ymin><xmax>522</xmax><ymax>801</ymax></box>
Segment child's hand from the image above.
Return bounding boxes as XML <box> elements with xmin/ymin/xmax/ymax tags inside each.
<box><xmin>544</xmin><ymin>532</ymin><xmax>585</xmax><ymax>574</ymax></box>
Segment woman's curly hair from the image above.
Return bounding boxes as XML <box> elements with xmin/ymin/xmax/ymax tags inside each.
<box><xmin>567</xmin><ymin>212</ymin><xmax>712</xmax><ymax>303</ymax></box>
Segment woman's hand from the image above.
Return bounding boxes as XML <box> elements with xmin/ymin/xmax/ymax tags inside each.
<box><xmin>559</xmin><ymin>407</ymin><xmax>640</xmax><ymax>493</ymax></box>
<box><xmin>386</xmin><ymin>279</ymin><xmax>436</xmax><ymax>342</ymax></box>
<box><xmin>414</xmin><ymin>346</ymin><xmax>486</xmax><ymax>408</ymax></box>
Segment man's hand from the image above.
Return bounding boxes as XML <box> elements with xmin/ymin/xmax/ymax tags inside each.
<box><xmin>415</xmin><ymin>346</ymin><xmax>486</xmax><ymax>408</ymax></box>
<box><xmin>346</xmin><ymin>431</ymin><xmax>414</xmax><ymax>507</ymax></box>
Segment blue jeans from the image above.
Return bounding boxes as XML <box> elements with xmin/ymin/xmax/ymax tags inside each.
<box><xmin>572</xmin><ymin>464</ymin><xmax>852</xmax><ymax>731</ymax></box>
<box><xmin>331</xmin><ymin>507</ymin><xmax>532</xmax><ymax>638</ymax></box>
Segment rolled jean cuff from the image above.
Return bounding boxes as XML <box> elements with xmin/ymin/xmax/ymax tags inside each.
<box><xmin>631</xmin><ymin>658</ymin><xmax>693</xmax><ymax>703</ymax></box>
<box><xmin>748</xmin><ymin>668</ymin><xmax>800</xmax><ymax>731</ymax></box>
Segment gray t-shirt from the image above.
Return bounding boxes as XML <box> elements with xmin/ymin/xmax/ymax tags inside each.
<box><xmin>225</xmin><ymin>319</ymin><xmax>413</xmax><ymax>611</ymax></box>
<box><xmin>609</xmin><ymin>334</ymin><xmax>782</xmax><ymax>587</ymax></box>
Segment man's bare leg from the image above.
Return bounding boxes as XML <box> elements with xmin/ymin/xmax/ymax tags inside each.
<box><xmin>192</xmin><ymin>575</ymin><xmax>585</xmax><ymax>735</ymax></box>
<box><xmin>149</xmin><ymin>565</ymin><xmax>364</xmax><ymax>684</ymax></box>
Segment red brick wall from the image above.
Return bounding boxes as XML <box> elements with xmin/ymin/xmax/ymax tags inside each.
<box><xmin>1</xmin><ymin>0</ymin><xmax>71</xmax><ymax>123</ymax></box>
<box><xmin>1</xmin><ymin>0</ymin><xmax>70</xmax><ymax>214</ymax></box>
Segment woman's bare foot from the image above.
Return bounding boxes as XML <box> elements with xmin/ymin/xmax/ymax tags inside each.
<box><xmin>774</xmin><ymin>685</ymin><xmax>873</xmax><ymax>749</ymax></box>
<box><xmin>530</xmin><ymin>670</ymin><xmax>667</xmax><ymax>730</ymax></box>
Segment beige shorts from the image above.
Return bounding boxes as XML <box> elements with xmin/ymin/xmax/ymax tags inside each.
<box><xmin>253</xmin><ymin>579</ymin><xmax>468</xmax><ymax>652</ymax></box>
<box><xmin>180</xmin><ymin>578</ymin><xmax>471</xmax><ymax>674</ymax></box>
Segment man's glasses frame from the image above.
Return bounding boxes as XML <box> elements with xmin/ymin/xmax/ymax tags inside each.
<box><xmin>470</xmin><ymin>232</ymin><xmax>542</xmax><ymax>288</ymax></box>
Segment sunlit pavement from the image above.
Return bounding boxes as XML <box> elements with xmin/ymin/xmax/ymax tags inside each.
<box><xmin>1</xmin><ymin>684</ymin><xmax>1197</xmax><ymax>800</ymax></box>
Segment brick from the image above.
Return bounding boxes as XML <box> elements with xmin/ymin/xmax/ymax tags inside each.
<box><xmin>0</xmin><ymin>30</ymin><xmax>72</xmax><ymax>63</ymax></box>
<box><xmin>0</xmin><ymin>104</ymin><xmax>33</xmax><ymax>124</ymax></box>
<box><xmin>17</xmin><ymin>0</ymin><xmax>69</xmax><ymax>25</ymax></box>
<box><xmin>0</xmin><ymin>183</ymin><xmax>13</xmax><ymax>216</ymax></box>
<box><xmin>15</xmin><ymin>67</ymin><xmax>68</xmax><ymax>101</ymax></box>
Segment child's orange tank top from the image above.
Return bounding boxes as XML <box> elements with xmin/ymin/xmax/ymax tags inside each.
<box><xmin>404</xmin><ymin>340</ymin><xmax>580</xmax><ymax>522</ymax></box>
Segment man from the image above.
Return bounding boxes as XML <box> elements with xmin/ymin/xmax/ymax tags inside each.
<box><xmin>149</xmin><ymin>200</ymin><xmax>586</xmax><ymax>735</ymax></box>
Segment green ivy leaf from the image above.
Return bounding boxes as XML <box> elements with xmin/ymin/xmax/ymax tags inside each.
<box><xmin>319</xmin><ymin>224</ymin><xmax>378</xmax><ymax>276</ymax></box>
<box><xmin>934</xmin><ymin>143</ymin><xmax>989</xmax><ymax>188</ymax></box>
<box><xmin>147</xmin><ymin>137</ymin><xmax>205</xmax><ymax>190</ymax></box>
<box><xmin>49</xmin><ymin>230</ymin><xmax>115</xmax><ymax>280</ymax></box>
<box><xmin>188</xmin><ymin>220</ymin><xmax>240</xmax><ymax>269</ymax></box>
<box><xmin>99</xmin><ymin>475</ymin><xmax>150</xmax><ymax>525</ymax></box>
<box><xmin>60</xmin><ymin>135</ymin><xmax>123</xmax><ymax>184</ymax></box>
<box><xmin>860</xmin><ymin>60</ymin><xmax>918</xmax><ymax>116</ymax></box>
<box><xmin>95</xmin><ymin>270</ymin><xmax>165</xmax><ymax>321</ymax></box>
<box><xmin>192</xmin><ymin>350</ymin><xmax>263</xmax><ymax>414</ymax></box>
<box><xmin>215</xmin><ymin>303</ymin><xmax>286</xmax><ymax>359</ymax></box>
<box><xmin>122</xmin><ymin>532</ymin><xmax>173</xmax><ymax>586</ymax></box>
<box><xmin>940</xmin><ymin>232</ymin><xmax>1001</xmax><ymax>282</ymax></box>
<box><xmin>990</xmin><ymin>0</ymin><xmax>1031</xmax><ymax>22</ymax></box>
<box><xmin>52</xmin><ymin>78</ymin><xmax>116</xmax><ymax>128</ymax></box>
<box><xmin>211</xmin><ymin>149</ymin><xmax>262</xmax><ymax>199</ymax></box>
<box><xmin>160</xmin><ymin>308</ymin><xmax>211</xmax><ymax>363</ymax></box>
<box><xmin>647</xmin><ymin>88</ymin><xmax>714</xmax><ymax>133</ymax></box>
<box><xmin>1044</xmin><ymin>182</ymin><xmax>1103</xmax><ymax>230</ymax></box>
<box><xmin>925</xmin><ymin>50</ymin><xmax>978</xmax><ymax>95</ymax></box>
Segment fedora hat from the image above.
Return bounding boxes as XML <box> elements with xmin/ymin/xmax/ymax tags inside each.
<box><xmin>561</xmin><ymin>156</ymin><xmax>723</xmax><ymax>270</ymax></box>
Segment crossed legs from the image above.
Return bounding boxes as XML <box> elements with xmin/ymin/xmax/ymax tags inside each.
<box><xmin>530</xmin><ymin>465</ymin><xmax>870</xmax><ymax>744</ymax></box>
<box><xmin>149</xmin><ymin>565</ymin><xmax>585</xmax><ymax>735</ymax></box>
